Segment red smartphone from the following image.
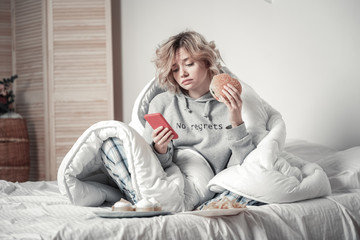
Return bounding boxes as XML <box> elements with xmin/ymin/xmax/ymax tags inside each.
<box><xmin>144</xmin><ymin>113</ymin><xmax>178</xmax><ymax>139</ymax></box>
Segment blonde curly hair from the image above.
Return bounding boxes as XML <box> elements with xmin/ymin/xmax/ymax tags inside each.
<box><xmin>153</xmin><ymin>31</ymin><xmax>223</xmax><ymax>93</ymax></box>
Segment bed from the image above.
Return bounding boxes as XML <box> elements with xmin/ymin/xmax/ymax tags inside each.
<box><xmin>1</xmin><ymin>139</ymin><xmax>360</xmax><ymax>239</ymax></box>
<box><xmin>1</xmin><ymin>69</ymin><xmax>360</xmax><ymax>239</ymax></box>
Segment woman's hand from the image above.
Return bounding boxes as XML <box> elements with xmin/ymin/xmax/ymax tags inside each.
<box><xmin>152</xmin><ymin>126</ymin><xmax>174</xmax><ymax>154</ymax></box>
<box><xmin>220</xmin><ymin>83</ymin><xmax>244</xmax><ymax>127</ymax></box>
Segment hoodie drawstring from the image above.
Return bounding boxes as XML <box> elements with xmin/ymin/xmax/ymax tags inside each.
<box><xmin>203</xmin><ymin>101</ymin><xmax>210</xmax><ymax>119</ymax></box>
<box><xmin>183</xmin><ymin>96</ymin><xmax>192</xmax><ymax>113</ymax></box>
<box><xmin>180</xmin><ymin>93</ymin><xmax>213</xmax><ymax>122</ymax></box>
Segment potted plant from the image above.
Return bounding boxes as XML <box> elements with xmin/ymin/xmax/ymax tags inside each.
<box><xmin>0</xmin><ymin>75</ymin><xmax>21</xmax><ymax>118</ymax></box>
<box><xmin>0</xmin><ymin>75</ymin><xmax>30</xmax><ymax>182</ymax></box>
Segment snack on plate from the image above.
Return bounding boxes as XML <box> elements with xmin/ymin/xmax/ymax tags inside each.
<box><xmin>149</xmin><ymin>197</ymin><xmax>162</xmax><ymax>211</ymax></box>
<box><xmin>112</xmin><ymin>198</ymin><xmax>134</xmax><ymax>212</ymax></box>
<box><xmin>201</xmin><ymin>197</ymin><xmax>247</xmax><ymax>211</ymax></box>
<box><xmin>209</xmin><ymin>73</ymin><xmax>242</xmax><ymax>102</ymax></box>
<box><xmin>135</xmin><ymin>198</ymin><xmax>155</xmax><ymax>212</ymax></box>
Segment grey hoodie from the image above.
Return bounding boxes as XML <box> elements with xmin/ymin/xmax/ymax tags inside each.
<box><xmin>143</xmin><ymin>91</ymin><xmax>255</xmax><ymax>175</ymax></box>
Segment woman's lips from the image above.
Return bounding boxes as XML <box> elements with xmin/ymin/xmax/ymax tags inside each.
<box><xmin>182</xmin><ymin>79</ymin><xmax>192</xmax><ymax>85</ymax></box>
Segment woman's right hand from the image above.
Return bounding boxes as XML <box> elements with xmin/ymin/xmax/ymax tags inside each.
<box><xmin>152</xmin><ymin>126</ymin><xmax>174</xmax><ymax>154</ymax></box>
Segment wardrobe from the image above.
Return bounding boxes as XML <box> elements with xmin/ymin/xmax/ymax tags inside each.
<box><xmin>1</xmin><ymin>0</ymin><xmax>121</xmax><ymax>180</ymax></box>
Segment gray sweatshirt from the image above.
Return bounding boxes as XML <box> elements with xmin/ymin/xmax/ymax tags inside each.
<box><xmin>143</xmin><ymin>91</ymin><xmax>255</xmax><ymax>175</ymax></box>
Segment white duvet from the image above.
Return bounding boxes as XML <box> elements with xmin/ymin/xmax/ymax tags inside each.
<box><xmin>58</xmin><ymin>67</ymin><xmax>332</xmax><ymax>211</ymax></box>
<box><xmin>57</xmin><ymin>120</ymin><xmax>214</xmax><ymax>212</ymax></box>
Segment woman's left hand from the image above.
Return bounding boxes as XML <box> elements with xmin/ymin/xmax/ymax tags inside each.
<box><xmin>220</xmin><ymin>83</ymin><xmax>244</xmax><ymax>127</ymax></box>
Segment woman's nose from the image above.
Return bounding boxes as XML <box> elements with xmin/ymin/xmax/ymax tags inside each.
<box><xmin>181</xmin><ymin>68</ymin><xmax>189</xmax><ymax>78</ymax></box>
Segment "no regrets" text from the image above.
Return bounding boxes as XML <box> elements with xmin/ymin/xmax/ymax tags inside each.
<box><xmin>176</xmin><ymin>123</ymin><xmax>223</xmax><ymax>131</ymax></box>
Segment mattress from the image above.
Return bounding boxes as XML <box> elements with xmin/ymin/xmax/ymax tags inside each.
<box><xmin>1</xmin><ymin>140</ymin><xmax>360</xmax><ymax>240</ymax></box>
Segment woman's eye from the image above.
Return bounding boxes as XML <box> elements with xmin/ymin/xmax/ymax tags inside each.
<box><xmin>172</xmin><ymin>68</ymin><xmax>179</xmax><ymax>73</ymax></box>
<box><xmin>186</xmin><ymin>63</ymin><xmax>194</xmax><ymax>67</ymax></box>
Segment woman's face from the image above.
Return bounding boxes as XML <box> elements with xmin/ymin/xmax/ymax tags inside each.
<box><xmin>171</xmin><ymin>47</ymin><xmax>210</xmax><ymax>98</ymax></box>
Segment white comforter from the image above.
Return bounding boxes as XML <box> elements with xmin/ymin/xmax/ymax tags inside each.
<box><xmin>58</xmin><ymin>68</ymin><xmax>332</xmax><ymax>210</ymax></box>
<box><xmin>207</xmin><ymin>69</ymin><xmax>331</xmax><ymax>203</ymax></box>
<box><xmin>57</xmin><ymin>121</ymin><xmax>214</xmax><ymax>212</ymax></box>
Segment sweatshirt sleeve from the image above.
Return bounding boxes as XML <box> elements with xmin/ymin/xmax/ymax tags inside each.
<box><xmin>150</xmin><ymin>141</ymin><xmax>174</xmax><ymax>169</ymax></box>
<box><xmin>226</xmin><ymin>123</ymin><xmax>255</xmax><ymax>167</ymax></box>
<box><xmin>144</xmin><ymin>122</ymin><xmax>174</xmax><ymax>169</ymax></box>
<box><xmin>142</xmin><ymin>94</ymin><xmax>174</xmax><ymax>169</ymax></box>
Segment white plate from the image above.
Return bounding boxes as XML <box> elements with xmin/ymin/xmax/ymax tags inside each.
<box><xmin>179</xmin><ymin>208</ymin><xmax>246</xmax><ymax>217</ymax></box>
<box><xmin>95</xmin><ymin>210</ymin><xmax>173</xmax><ymax>218</ymax></box>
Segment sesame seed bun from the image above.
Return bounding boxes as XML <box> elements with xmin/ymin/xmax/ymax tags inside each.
<box><xmin>209</xmin><ymin>73</ymin><xmax>242</xmax><ymax>102</ymax></box>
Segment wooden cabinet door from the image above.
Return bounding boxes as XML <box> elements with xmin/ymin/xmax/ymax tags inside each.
<box><xmin>12</xmin><ymin>0</ymin><xmax>113</xmax><ymax>180</ymax></box>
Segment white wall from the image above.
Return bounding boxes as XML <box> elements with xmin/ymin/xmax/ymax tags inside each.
<box><xmin>120</xmin><ymin>0</ymin><xmax>360</xmax><ymax>150</ymax></box>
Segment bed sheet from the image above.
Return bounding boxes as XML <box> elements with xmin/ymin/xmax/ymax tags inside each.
<box><xmin>1</xmin><ymin>141</ymin><xmax>360</xmax><ymax>240</ymax></box>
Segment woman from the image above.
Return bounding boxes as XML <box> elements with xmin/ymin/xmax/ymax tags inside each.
<box><xmin>101</xmin><ymin>31</ymin><xmax>264</xmax><ymax>208</ymax></box>
<box><xmin>143</xmin><ymin>31</ymin><xmax>254</xmax><ymax>174</ymax></box>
